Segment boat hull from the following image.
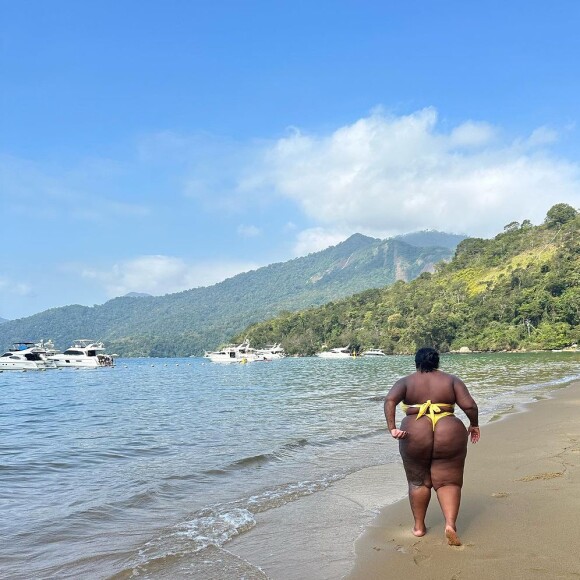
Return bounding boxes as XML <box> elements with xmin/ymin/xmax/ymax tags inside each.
<box><xmin>50</xmin><ymin>357</ymin><xmax>103</xmax><ymax>368</ymax></box>
<box><xmin>0</xmin><ymin>361</ymin><xmax>53</xmax><ymax>371</ymax></box>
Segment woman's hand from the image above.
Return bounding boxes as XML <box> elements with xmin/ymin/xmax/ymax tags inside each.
<box><xmin>390</xmin><ymin>428</ymin><xmax>408</xmax><ymax>439</ymax></box>
<box><xmin>468</xmin><ymin>425</ymin><xmax>480</xmax><ymax>443</ymax></box>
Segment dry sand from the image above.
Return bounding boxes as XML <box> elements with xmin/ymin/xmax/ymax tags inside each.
<box><xmin>347</xmin><ymin>381</ymin><xmax>580</xmax><ymax>580</ymax></box>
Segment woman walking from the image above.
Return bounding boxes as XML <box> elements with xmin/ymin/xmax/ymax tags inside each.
<box><xmin>384</xmin><ymin>347</ymin><xmax>480</xmax><ymax>545</ymax></box>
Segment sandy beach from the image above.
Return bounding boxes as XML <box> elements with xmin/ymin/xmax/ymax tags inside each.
<box><xmin>347</xmin><ymin>380</ymin><xmax>580</xmax><ymax>580</ymax></box>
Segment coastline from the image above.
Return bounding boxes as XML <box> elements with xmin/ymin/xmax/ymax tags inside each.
<box><xmin>347</xmin><ymin>380</ymin><xmax>580</xmax><ymax>580</ymax></box>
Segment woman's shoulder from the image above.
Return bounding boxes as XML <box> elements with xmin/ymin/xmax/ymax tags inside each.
<box><xmin>437</xmin><ymin>369</ymin><xmax>458</xmax><ymax>380</ymax></box>
<box><xmin>439</xmin><ymin>370</ymin><xmax>467</xmax><ymax>387</ymax></box>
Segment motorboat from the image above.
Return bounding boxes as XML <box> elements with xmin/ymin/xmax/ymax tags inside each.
<box><xmin>204</xmin><ymin>340</ymin><xmax>266</xmax><ymax>364</ymax></box>
<box><xmin>0</xmin><ymin>342</ymin><xmax>57</xmax><ymax>371</ymax></box>
<box><xmin>255</xmin><ymin>343</ymin><xmax>286</xmax><ymax>360</ymax></box>
<box><xmin>315</xmin><ymin>346</ymin><xmax>352</xmax><ymax>359</ymax></box>
<box><xmin>48</xmin><ymin>340</ymin><xmax>115</xmax><ymax>368</ymax></box>
<box><xmin>361</xmin><ymin>348</ymin><xmax>386</xmax><ymax>357</ymax></box>
<box><xmin>35</xmin><ymin>339</ymin><xmax>60</xmax><ymax>357</ymax></box>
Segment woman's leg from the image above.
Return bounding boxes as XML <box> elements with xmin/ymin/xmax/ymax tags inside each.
<box><xmin>399</xmin><ymin>416</ymin><xmax>435</xmax><ymax>536</ymax></box>
<box><xmin>431</xmin><ymin>417</ymin><xmax>468</xmax><ymax>545</ymax></box>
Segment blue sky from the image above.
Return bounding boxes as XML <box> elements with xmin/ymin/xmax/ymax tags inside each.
<box><xmin>1</xmin><ymin>0</ymin><xmax>579</xmax><ymax>320</ymax></box>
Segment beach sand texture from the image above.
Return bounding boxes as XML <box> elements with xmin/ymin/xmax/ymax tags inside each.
<box><xmin>348</xmin><ymin>380</ymin><xmax>580</xmax><ymax>580</ymax></box>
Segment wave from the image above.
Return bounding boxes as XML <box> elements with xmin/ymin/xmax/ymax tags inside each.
<box><xmin>367</xmin><ymin>394</ymin><xmax>386</xmax><ymax>401</ymax></box>
<box><xmin>216</xmin><ymin>430</ymin><xmax>384</xmax><ymax>474</ymax></box>
<box><xmin>109</xmin><ymin>545</ymin><xmax>267</xmax><ymax>580</ymax></box>
<box><xmin>117</xmin><ymin>473</ymin><xmax>347</xmax><ymax>575</ymax></box>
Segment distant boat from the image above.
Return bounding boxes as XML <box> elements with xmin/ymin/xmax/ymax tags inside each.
<box><xmin>315</xmin><ymin>346</ymin><xmax>352</xmax><ymax>359</ymax></box>
<box><xmin>255</xmin><ymin>344</ymin><xmax>286</xmax><ymax>360</ymax></box>
<box><xmin>48</xmin><ymin>340</ymin><xmax>115</xmax><ymax>368</ymax></box>
<box><xmin>204</xmin><ymin>340</ymin><xmax>266</xmax><ymax>364</ymax></box>
<box><xmin>361</xmin><ymin>348</ymin><xmax>386</xmax><ymax>357</ymax></box>
<box><xmin>0</xmin><ymin>342</ymin><xmax>57</xmax><ymax>371</ymax></box>
<box><xmin>35</xmin><ymin>339</ymin><xmax>60</xmax><ymax>357</ymax></box>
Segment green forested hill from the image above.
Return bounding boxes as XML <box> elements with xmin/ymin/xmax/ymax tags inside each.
<box><xmin>0</xmin><ymin>233</ymin><xmax>457</xmax><ymax>356</ymax></box>
<box><xmin>236</xmin><ymin>205</ymin><xmax>579</xmax><ymax>354</ymax></box>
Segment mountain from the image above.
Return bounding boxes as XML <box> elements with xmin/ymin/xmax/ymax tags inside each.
<box><xmin>0</xmin><ymin>232</ymin><xmax>459</xmax><ymax>356</ymax></box>
<box><xmin>123</xmin><ymin>292</ymin><xmax>153</xmax><ymax>298</ymax></box>
<box><xmin>0</xmin><ymin>317</ymin><xmax>8</xmax><ymax>324</ymax></box>
<box><xmin>237</xmin><ymin>205</ymin><xmax>579</xmax><ymax>354</ymax></box>
<box><xmin>394</xmin><ymin>230</ymin><xmax>467</xmax><ymax>249</ymax></box>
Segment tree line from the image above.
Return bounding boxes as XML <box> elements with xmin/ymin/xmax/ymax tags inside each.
<box><xmin>235</xmin><ymin>204</ymin><xmax>579</xmax><ymax>355</ymax></box>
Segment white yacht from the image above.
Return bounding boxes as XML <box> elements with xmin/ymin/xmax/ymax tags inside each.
<box><xmin>35</xmin><ymin>339</ymin><xmax>60</xmax><ymax>357</ymax></box>
<box><xmin>0</xmin><ymin>342</ymin><xmax>57</xmax><ymax>371</ymax></box>
<box><xmin>315</xmin><ymin>346</ymin><xmax>352</xmax><ymax>359</ymax></box>
<box><xmin>255</xmin><ymin>344</ymin><xmax>286</xmax><ymax>360</ymax></box>
<box><xmin>361</xmin><ymin>348</ymin><xmax>386</xmax><ymax>357</ymax></box>
<box><xmin>48</xmin><ymin>340</ymin><xmax>115</xmax><ymax>368</ymax></box>
<box><xmin>204</xmin><ymin>340</ymin><xmax>266</xmax><ymax>364</ymax></box>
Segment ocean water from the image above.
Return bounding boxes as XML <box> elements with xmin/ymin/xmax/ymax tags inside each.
<box><xmin>1</xmin><ymin>352</ymin><xmax>578</xmax><ymax>579</ymax></box>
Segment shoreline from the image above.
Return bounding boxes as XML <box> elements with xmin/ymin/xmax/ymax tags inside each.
<box><xmin>347</xmin><ymin>379</ymin><xmax>580</xmax><ymax>580</ymax></box>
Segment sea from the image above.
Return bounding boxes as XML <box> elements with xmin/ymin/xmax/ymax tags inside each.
<box><xmin>1</xmin><ymin>352</ymin><xmax>579</xmax><ymax>579</ymax></box>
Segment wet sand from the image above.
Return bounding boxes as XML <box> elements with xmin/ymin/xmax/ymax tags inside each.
<box><xmin>227</xmin><ymin>462</ymin><xmax>408</xmax><ymax>580</ymax></box>
<box><xmin>347</xmin><ymin>380</ymin><xmax>580</xmax><ymax>580</ymax></box>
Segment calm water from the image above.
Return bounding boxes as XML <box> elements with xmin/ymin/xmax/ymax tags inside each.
<box><xmin>1</xmin><ymin>352</ymin><xmax>579</xmax><ymax>579</ymax></box>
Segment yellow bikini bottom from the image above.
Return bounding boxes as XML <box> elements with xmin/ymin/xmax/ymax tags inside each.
<box><xmin>400</xmin><ymin>400</ymin><xmax>455</xmax><ymax>430</ymax></box>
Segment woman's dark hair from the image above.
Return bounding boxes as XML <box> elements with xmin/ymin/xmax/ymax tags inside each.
<box><xmin>415</xmin><ymin>347</ymin><xmax>439</xmax><ymax>372</ymax></box>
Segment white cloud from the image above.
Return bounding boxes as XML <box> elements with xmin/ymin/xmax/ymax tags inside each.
<box><xmin>0</xmin><ymin>277</ymin><xmax>32</xmax><ymax>296</ymax></box>
<box><xmin>241</xmin><ymin>108</ymin><xmax>580</xmax><ymax>239</ymax></box>
<box><xmin>449</xmin><ymin>121</ymin><xmax>497</xmax><ymax>147</ymax></box>
<box><xmin>237</xmin><ymin>224</ymin><xmax>261</xmax><ymax>237</ymax></box>
<box><xmin>292</xmin><ymin>228</ymin><xmax>353</xmax><ymax>256</ymax></box>
<box><xmin>525</xmin><ymin>126</ymin><xmax>559</xmax><ymax>147</ymax></box>
<box><xmin>80</xmin><ymin>255</ymin><xmax>260</xmax><ymax>297</ymax></box>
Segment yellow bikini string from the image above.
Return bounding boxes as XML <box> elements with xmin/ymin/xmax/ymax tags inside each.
<box><xmin>415</xmin><ymin>400</ymin><xmax>448</xmax><ymax>430</ymax></box>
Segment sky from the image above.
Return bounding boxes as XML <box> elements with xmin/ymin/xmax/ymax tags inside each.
<box><xmin>1</xmin><ymin>0</ymin><xmax>580</xmax><ymax>320</ymax></box>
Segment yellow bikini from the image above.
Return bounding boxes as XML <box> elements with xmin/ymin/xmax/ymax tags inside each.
<box><xmin>400</xmin><ymin>400</ymin><xmax>455</xmax><ymax>430</ymax></box>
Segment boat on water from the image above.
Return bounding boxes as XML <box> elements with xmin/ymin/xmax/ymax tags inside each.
<box><xmin>315</xmin><ymin>346</ymin><xmax>352</xmax><ymax>359</ymax></box>
<box><xmin>0</xmin><ymin>342</ymin><xmax>57</xmax><ymax>371</ymax></box>
<box><xmin>255</xmin><ymin>343</ymin><xmax>286</xmax><ymax>360</ymax></box>
<box><xmin>204</xmin><ymin>340</ymin><xmax>267</xmax><ymax>364</ymax></box>
<box><xmin>48</xmin><ymin>340</ymin><xmax>115</xmax><ymax>368</ymax></box>
<box><xmin>361</xmin><ymin>348</ymin><xmax>386</xmax><ymax>357</ymax></box>
<box><xmin>35</xmin><ymin>339</ymin><xmax>60</xmax><ymax>357</ymax></box>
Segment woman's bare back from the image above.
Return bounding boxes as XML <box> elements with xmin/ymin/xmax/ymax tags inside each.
<box><xmin>402</xmin><ymin>370</ymin><xmax>458</xmax><ymax>407</ymax></box>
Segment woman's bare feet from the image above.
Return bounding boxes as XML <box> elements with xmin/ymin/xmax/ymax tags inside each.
<box><xmin>412</xmin><ymin>525</ymin><xmax>427</xmax><ymax>537</ymax></box>
<box><xmin>445</xmin><ymin>526</ymin><xmax>462</xmax><ymax>546</ymax></box>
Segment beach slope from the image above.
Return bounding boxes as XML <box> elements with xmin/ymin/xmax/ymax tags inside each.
<box><xmin>348</xmin><ymin>381</ymin><xmax>580</xmax><ymax>580</ymax></box>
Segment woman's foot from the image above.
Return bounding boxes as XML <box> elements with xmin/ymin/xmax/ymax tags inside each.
<box><xmin>445</xmin><ymin>526</ymin><xmax>462</xmax><ymax>546</ymax></box>
<box><xmin>412</xmin><ymin>524</ymin><xmax>427</xmax><ymax>537</ymax></box>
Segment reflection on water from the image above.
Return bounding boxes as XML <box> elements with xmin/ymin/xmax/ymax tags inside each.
<box><xmin>0</xmin><ymin>352</ymin><xmax>578</xmax><ymax>578</ymax></box>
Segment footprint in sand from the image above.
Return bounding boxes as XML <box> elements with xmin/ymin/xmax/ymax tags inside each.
<box><xmin>517</xmin><ymin>472</ymin><xmax>563</xmax><ymax>482</ymax></box>
<box><xmin>413</xmin><ymin>552</ymin><xmax>430</xmax><ymax>566</ymax></box>
<box><xmin>491</xmin><ymin>491</ymin><xmax>510</xmax><ymax>498</ymax></box>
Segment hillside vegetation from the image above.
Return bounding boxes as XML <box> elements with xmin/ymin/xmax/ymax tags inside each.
<box><xmin>0</xmin><ymin>232</ymin><xmax>459</xmax><ymax>356</ymax></box>
<box><xmin>235</xmin><ymin>205</ymin><xmax>579</xmax><ymax>354</ymax></box>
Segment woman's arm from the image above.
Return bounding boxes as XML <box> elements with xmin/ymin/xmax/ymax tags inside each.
<box><xmin>453</xmin><ymin>376</ymin><xmax>480</xmax><ymax>443</ymax></box>
<box><xmin>384</xmin><ymin>379</ymin><xmax>408</xmax><ymax>439</ymax></box>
